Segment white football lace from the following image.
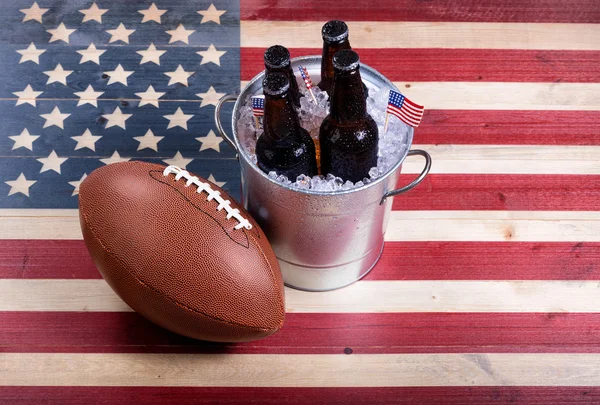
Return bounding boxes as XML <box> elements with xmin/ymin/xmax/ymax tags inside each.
<box><xmin>162</xmin><ymin>165</ymin><xmax>252</xmax><ymax>230</ymax></box>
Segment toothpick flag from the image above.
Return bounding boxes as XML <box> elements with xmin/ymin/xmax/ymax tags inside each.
<box><xmin>298</xmin><ymin>65</ymin><xmax>317</xmax><ymax>103</ymax></box>
<box><xmin>385</xmin><ymin>89</ymin><xmax>424</xmax><ymax>132</ymax></box>
<box><xmin>251</xmin><ymin>95</ymin><xmax>264</xmax><ymax>128</ymax></box>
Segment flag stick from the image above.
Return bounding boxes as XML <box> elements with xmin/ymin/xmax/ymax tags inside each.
<box><xmin>254</xmin><ymin>116</ymin><xmax>260</xmax><ymax>129</ymax></box>
<box><xmin>308</xmin><ymin>88</ymin><xmax>317</xmax><ymax>104</ymax></box>
<box><xmin>384</xmin><ymin>113</ymin><xmax>390</xmax><ymax>134</ymax></box>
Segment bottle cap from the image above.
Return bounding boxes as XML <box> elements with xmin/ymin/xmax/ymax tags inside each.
<box><xmin>262</xmin><ymin>72</ymin><xmax>290</xmax><ymax>96</ymax></box>
<box><xmin>322</xmin><ymin>20</ymin><xmax>349</xmax><ymax>43</ymax></box>
<box><xmin>333</xmin><ymin>49</ymin><xmax>359</xmax><ymax>71</ymax></box>
<box><xmin>264</xmin><ymin>45</ymin><xmax>291</xmax><ymax>69</ymax></box>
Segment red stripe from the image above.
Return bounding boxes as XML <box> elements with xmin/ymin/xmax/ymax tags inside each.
<box><xmin>240</xmin><ymin>0</ymin><xmax>600</xmax><ymax>23</ymax></box>
<box><xmin>2</xmin><ymin>387</ymin><xmax>599</xmax><ymax>405</ymax></box>
<box><xmin>398</xmin><ymin>109</ymin><xmax>422</xmax><ymax>125</ymax></box>
<box><xmin>392</xmin><ymin>175</ymin><xmax>600</xmax><ymax>211</ymax></box>
<box><xmin>2</xmin><ymin>240</ymin><xmax>598</xmax><ymax>280</ymax></box>
<box><xmin>404</xmin><ymin>98</ymin><xmax>424</xmax><ymax>110</ymax></box>
<box><xmin>370</xmin><ymin>242</ymin><xmax>600</xmax><ymax>281</ymax></box>
<box><xmin>388</xmin><ymin>104</ymin><xmax>423</xmax><ymax>119</ymax></box>
<box><xmin>3</xmin><ymin>312</ymin><xmax>600</xmax><ymax>354</ymax></box>
<box><xmin>416</xmin><ymin>110</ymin><xmax>600</xmax><ymax>145</ymax></box>
<box><xmin>241</xmin><ymin>48</ymin><xmax>600</xmax><ymax>83</ymax></box>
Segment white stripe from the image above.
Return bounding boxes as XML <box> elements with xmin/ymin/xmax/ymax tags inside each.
<box><xmin>2</xmin><ymin>279</ymin><xmax>600</xmax><ymax>313</ymax></box>
<box><xmin>393</xmin><ymin>82</ymin><xmax>600</xmax><ymax>110</ymax></box>
<box><xmin>240</xmin><ymin>81</ymin><xmax>600</xmax><ymax>110</ymax></box>
<box><xmin>398</xmin><ymin>110</ymin><xmax>421</xmax><ymax>126</ymax></box>
<box><xmin>241</xmin><ymin>21</ymin><xmax>600</xmax><ymax>51</ymax></box>
<box><xmin>1</xmin><ymin>209</ymin><xmax>599</xmax><ymax>241</ymax></box>
<box><xmin>2</xmin><ymin>353</ymin><xmax>600</xmax><ymax>387</ymax></box>
<box><xmin>405</xmin><ymin>145</ymin><xmax>600</xmax><ymax>175</ymax></box>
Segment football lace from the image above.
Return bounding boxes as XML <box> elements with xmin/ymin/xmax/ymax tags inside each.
<box><xmin>163</xmin><ymin>165</ymin><xmax>253</xmax><ymax>230</ymax></box>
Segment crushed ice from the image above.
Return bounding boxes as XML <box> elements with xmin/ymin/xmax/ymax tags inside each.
<box><xmin>236</xmin><ymin>84</ymin><xmax>409</xmax><ymax>192</ymax></box>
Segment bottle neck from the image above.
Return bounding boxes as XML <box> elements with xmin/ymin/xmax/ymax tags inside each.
<box><xmin>321</xmin><ymin>39</ymin><xmax>351</xmax><ymax>83</ymax></box>
<box><xmin>330</xmin><ymin>67</ymin><xmax>367</xmax><ymax>122</ymax></box>
<box><xmin>263</xmin><ymin>93</ymin><xmax>299</xmax><ymax>141</ymax></box>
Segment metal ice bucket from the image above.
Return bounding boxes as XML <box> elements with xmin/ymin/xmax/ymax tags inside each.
<box><xmin>215</xmin><ymin>56</ymin><xmax>431</xmax><ymax>291</ymax></box>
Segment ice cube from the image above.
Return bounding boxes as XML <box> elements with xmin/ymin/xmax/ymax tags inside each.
<box><xmin>368</xmin><ymin>167</ymin><xmax>379</xmax><ymax>179</ymax></box>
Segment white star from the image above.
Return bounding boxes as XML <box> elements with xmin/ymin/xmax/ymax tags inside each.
<box><xmin>43</xmin><ymin>64</ymin><xmax>73</xmax><ymax>85</ymax></box>
<box><xmin>74</xmin><ymin>85</ymin><xmax>104</xmax><ymax>107</ymax></box>
<box><xmin>103</xmin><ymin>64</ymin><xmax>134</xmax><ymax>86</ymax></box>
<box><xmin>77</xmin><ymin>43</ymin><xmax>106</xmax><ymax>65</ymax></box>
<box><xmin>37</xmin><ymin>150</ymin><xmax>68</xmax><ymax>174</ymax></box>
<box><xmin>13</xmin><ymin>85</ymin><xmax>43</xmax><ymax>107</ymax></box>
<box><xmin>80</xmin><ymin>2</ymin><xmax>108</xmax><ymax>23</ymax></box>
<box><xmin>20</xmin><ymin>2</ymin><xmax>48</xmax><ymax>23</ymax></box>
<box><xmin>135</xmin><ymin>85</ymin><xmax>165</xmax><ymax>107</ymax></box>
<box><xmin>196</xmin><ymin>86</ymin><xmax>225</xmax><ymax>108</ymax></box>
<box><xmin>40</xmin><ymin>106</ymin><xmax>70</xmax><ymax>129</ymax></box>
<box><xmin>133</xmin><ymin>129</ymin><xmax>164</xmax><ymax>151</ymax></box>
<box><xmin>5</xmin><ymin>173</ymin><xmax>36</xmax><ymax>197</ymax></box>
<box><xmin>197</xmin><ymin>44</ymin><xmax>226</xmax><ymax>66</ymax></box>
<box><xmin>163</xmin><ymin>151</ymin><xmax>192</xmax><ymax>169</ymax></box>
<box><xmin>139</xmin><ymin>3</ymin><xmax>167</xmax><ymax>23</ymax></box>
<box><xmin>165</xmin><ymin>24</ymin><xmax>194</xmax><ymax>44</ymax></box>
<box><xmin>9</xmin><ymin>128</ymin><xmax>39</xmax><ymax>151</ymax></box>
<box><xmin>197</xmin><ymin>4</ymin><xmax>226</xmax><ymax>24</ymax></box>
<box><xmin>208</xmin><ymin>174</ymin><xmax>226</xmax><ymax>188</ymax></box>
<box><xmin>163</xmin><ymin>107</ymin><xmax>193</xmax><ymax>130</ymax></box>
<box><xmin>106</xmin><ymin>23</ymin><xmax>135</xmax><ymax>44</ymax></box>
<box><xmin>71</xmin><ymin>129</ymin><xmax>102</xmax><ymax>151</ymax></box>
<box><xmin>46</xmin><ymin>23</ymin><xmax>76</xmax><ymax>43</ymax></box>
<box><xmin>16</xmin><ymin>42</ymin><xmax>46</xmax><ymax>64</ymax></box>
<box><xmin>100</xmin><ymin>151</ymin><xmax>130</xmax><ymax>165</ymax></box>
<box><xmin>164</xmin><ymin>65</ymin><xmax>194</xmax><ymax>86</ymax></box>
<box><xmin>69</xmin><ymin>173</ymin><xmax>87</xmax><ymax>196</ymax></box>
<box><xmin>136</xmin><ymin>43</ymin><xmax>166</xmax><ymax>65</ymax></box>
<box><xmin>196</xmin><ymin>129</ymin><xmax>223</xmax><ymax>153</ymax></box>
<box><xmin>102</xmin><ymin>107</ymin><xmax>132</xmax><ymax>130</ymax></box>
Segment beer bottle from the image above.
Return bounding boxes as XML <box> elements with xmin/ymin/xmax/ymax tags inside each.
<box><xmin>264</xmin><ymin>45</ymin><xmax>301</xmax><ymax>108</ymax></box>
<box><xmin>256</xmin><ymin>73</ymin><xmax>318</xmax><ymax>180</ymax></box>
<box><xmin>319</xmin><ymin>50</ymin><xmax>378</xmax><ymax>183</ymax></box>
<box><xmin>318</xmin><ymin>20</ymin><xmax>368</xmax><ymax>99</ymax></box>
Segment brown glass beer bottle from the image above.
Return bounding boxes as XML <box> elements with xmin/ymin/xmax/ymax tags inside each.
<box><xmin>264</xmin><ymin>45</ymin><xmax>301</xmax><ymax>108</ymax></box>
<box><xmin>318</xmin><ymin>20</ymin><xmax>368</xmax><ymax>99</ymax></box>
<box><xmin>256</xmin><ymin>73</ymin><xmax>318</xmax><ymax>180</ymax></box>
<box><xmin>319</xmin><ymin>50</ymin><xmax>378</xmax><ymax>183</ymax></box>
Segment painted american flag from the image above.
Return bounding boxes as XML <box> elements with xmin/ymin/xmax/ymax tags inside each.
<box><xmin>386</xmin><ymin>89</ymin><xmax>424</xmax><ymax>127</ymax></box>
<box><xmin>1</xmin><ymin>0</ymin><xmax>600</xmax><ymax>404</ymax></box>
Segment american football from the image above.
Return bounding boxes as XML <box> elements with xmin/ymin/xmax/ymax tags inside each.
<box><xmin>78</xmin><ymin>161</ymin><xmax>285</xmax><ymax>342</ymax></box>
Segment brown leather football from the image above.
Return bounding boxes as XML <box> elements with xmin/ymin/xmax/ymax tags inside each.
<box><xmin>78</xmin><ymin>161</ymin><xmax>285</xmax><ymax>342</ymax></box>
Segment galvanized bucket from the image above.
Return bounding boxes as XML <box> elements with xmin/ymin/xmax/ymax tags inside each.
<box><xmin>215</xmin><ymin>56</ymin><xmax>431</xmax><ymax>291</ymax></box>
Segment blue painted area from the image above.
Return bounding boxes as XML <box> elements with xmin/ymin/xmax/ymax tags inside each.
<box><xmin>0</xmin><ymin>0</ymin><xmax>241</xmax><ymax>208</ymax></box>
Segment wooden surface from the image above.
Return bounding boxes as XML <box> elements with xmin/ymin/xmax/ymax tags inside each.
<box><xmin>1</xmin><ymin>0</ymin><xmax>600</xmax><ymax>404</ymax></box>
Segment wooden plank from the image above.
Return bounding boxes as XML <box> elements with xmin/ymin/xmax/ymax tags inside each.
<box><xmin>2</xmin><ymin>386</ymin><xmax>599</xmax><ymax>405</ymax></box>
<box><xmin>241</xmin><ymin>48</ymin><xmax>600</xmax><ymax>83</ymax></box>
<box><xmin>3</xmin><ymin>312</ymin><xmax>600</xmax><ymax>354</ymax></box>
<box><xmin>2</xmin><ymin>352</ymin><xmax>600</xmax><ymax>386</ymax></box>
<box><xmin>394</xmin><ymin>82</ymin><xmax>600</xmax><ymax>110</ymax></box>
<box><xmin>240</xmin><ymin>0</ymin><xmax>600</xmax><ymax>23</ymax></box>
<box><xmin>1</xmin><ymin>386</ymin><xmax>599</xmax><ymax>405</ymax></box>
<box><xmin>3</xmin><ymin>279</ymin><xmax>600</xmax><ymax>313</ymax></box>
<box><xmin>392</xmin><ymin>174</ymin><xmax>600</xmax><ymax>211</ymax></box>
<box><xmin>240</xmin><ymin>21</ymin><xmax>600</xmax><ymax>50</ymax></box>
<box><xmin>2</xmin><ymin>239</ymin><xmax>598</xmax><ymax>281</ymax></box>
<box><xmin>413</xmin><ymin>110</ymin><xmax>600</xmax><ymax>146</ymax></box>
<box><xmin>2</xmin><ymin>209</ymin><xmax>600</xmax><ymax>241</ymax></box>
<box><xmin>2</xmin><ymin>241</ymin><xmax>599</xmax><ymax>281</ymax></box>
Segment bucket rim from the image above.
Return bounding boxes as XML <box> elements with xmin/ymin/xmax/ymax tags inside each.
<box><xmin>232</xmin><ymin>55</ymin><xmax>414</xmax><ymax>197</ymax></box>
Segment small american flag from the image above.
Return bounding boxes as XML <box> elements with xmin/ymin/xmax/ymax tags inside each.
<box><xmin>251</xmin><ymin>95</ymin><xmax>264</xmax><ymax>116</ymax></box>
<box><xmin>298</xmin><ymin>65</ymin><xmax>313</xmax><ymax>90</ymax></box>
<box><xmin>298</xmin><ymin>65</ymin><xmax>316</xmax><ymax>103</ymax></box>
<box><xmin>386</xmin><ymin>89</ymin><xmax>425</xmax><ymax>128</ymax></box>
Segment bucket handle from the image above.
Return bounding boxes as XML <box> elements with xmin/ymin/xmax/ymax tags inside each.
<box><xmin>380</xmin><ymin>149</ymin><xmax>432</xmax><ymax>205</ymax></box>
<box><xmin>215</xmin><ymin>94</ymin><xmax>240</xmax><ymax>160</ymax></box>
